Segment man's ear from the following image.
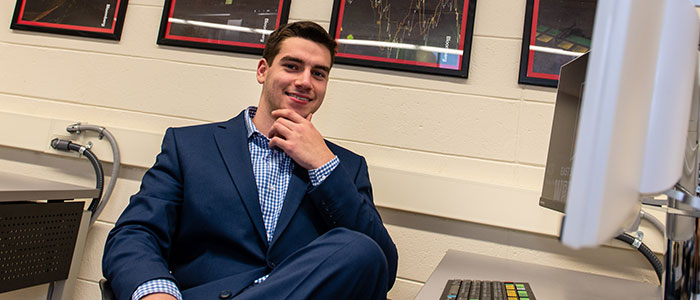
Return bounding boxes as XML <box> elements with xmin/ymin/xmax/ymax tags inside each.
<box><xmin>256</xmin><ymin>58</ymin><xmax>268</xmax><ymax>84</ymax></box>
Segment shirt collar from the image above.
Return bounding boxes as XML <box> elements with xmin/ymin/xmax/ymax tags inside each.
<box><xmin>244</xmin><ymin>106</ymin><xmax>260</xmax><ymax>139</ymax></box>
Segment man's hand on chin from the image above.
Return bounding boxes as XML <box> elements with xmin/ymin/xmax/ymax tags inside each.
<box><xmin>268</xmin><ymin>109</ymin><xmax>335</xmax><ymax>170</ymax></box>
<box><xmin>141</xmin><ymin>293</ymin><xmax>177</xmax><ymax>300</ymax></box>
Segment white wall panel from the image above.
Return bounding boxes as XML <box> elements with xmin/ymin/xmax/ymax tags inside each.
<box><xmin>329</xmin><ymin>139</ymin><xmax>521</xmax><ymax>188</ymax></box>
<box><xmin>0</xmin><ymin>43</ymin><xmax>258</xmax><ymax>121</ymax></box>
<box><xmin>317</xmin><ymin>82</ymin><xmax>519</xmax><ymax>161</ymax></box>
<box><xmin>516</xmin><ymin>101</ymin><xmax>555</xmax><ymax>165</ymax></box>
<box><xmin>289</xmin><ymin>0</ymin><xmax>334</xmax><ymax>22</ymax></box>
<box><xmin>472</xmin><ymin>0</ymin><xmax>528</xmax><ymax>39</ymax></box>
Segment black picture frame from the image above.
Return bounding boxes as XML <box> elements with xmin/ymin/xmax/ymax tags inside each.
<box><xmin>518</xmin><ymin>0</ymin><xmax>596</xmax><ymax>87</ymax></box>
<box><xmin>157</xmin><ymin>0</ymin><xmax>291</xmax><ymax>55</ymax></box>
<box><xmin>10</xmin><ymin>0</ymin><xmax>129</xmax><ymax>40</ymax></box>
<box><xmin>329</xmin><ymin>0</ymin><xmax>477</xmax><ymax>78</ymax></box>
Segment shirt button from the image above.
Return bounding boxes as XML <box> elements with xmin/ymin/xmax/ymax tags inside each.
<box><xmin>219</xmin><ymin>290</ymin><xmax>233</xmax><ymax>299</ymax></box>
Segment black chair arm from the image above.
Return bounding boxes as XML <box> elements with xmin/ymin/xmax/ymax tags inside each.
<box><xmin>99</xmin><ymin>278</ymin><xmax>116</xmax><ymax>300</ymax></box>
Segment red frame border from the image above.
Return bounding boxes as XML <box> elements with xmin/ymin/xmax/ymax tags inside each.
<box><xmin>14</xmin><ymin>0</ymin><xmax>122</xmax><ymax>34</ymax></box>
<box><xmin>333</xmin><ymin>0</ymin><xmax>470</xmax><ymax>70</ymax></box>
<box><xmin>162</xmin><ymin>0</ymin><xmax>286</xmax><ymax>49</ymax></box>
<box><xmin>526</xmin><ymin>0</ymin><xmax>559</xmax><ymax>81</ymax></box>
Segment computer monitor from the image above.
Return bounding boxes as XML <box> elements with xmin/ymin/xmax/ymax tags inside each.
<box><xmin>539</xmin><ymin>52</ymin><xmax>588</xmax><ymax>214</ymax></box>
<box><xmin>539</xmin><ymin>0</ymin><xmax>699</xmax><ymax>249</ymax></box>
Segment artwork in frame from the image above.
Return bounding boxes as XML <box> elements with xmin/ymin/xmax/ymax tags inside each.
<box><xmin>519</xmin><ymin>0</ymin><xmax>597</xmax><ymax>87</ymax></box>
<box><xmin>10</xmin><ymin>0</ymin><xmax>129</xmax><ymax>40</ymax></box>
<box><xmin>157</xmin><ymin>0</ymin><xmax>291</xmax><ymax>55</ymax></box>
<box><xmin>329</xmin><ymin>0</ymin><xmax>477</xmax><ymax>78</ymax></box>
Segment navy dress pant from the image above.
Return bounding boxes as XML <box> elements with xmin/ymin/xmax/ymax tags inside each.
<box><xmin>232</xmin><ymin>227</ymin><xmax>390</xmax><ymax>300</ymax></box>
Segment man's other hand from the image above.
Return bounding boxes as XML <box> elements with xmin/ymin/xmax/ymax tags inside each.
<box><xmin>268</xmin><ymin>109</ymin><xmax>335</xmax><ymax>170</ymax></box>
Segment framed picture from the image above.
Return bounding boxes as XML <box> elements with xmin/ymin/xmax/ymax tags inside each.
<box><xmin>329</xmin><ymin>0</ymin><xmax>477</xmax><ymax>78</ymax></box>
<box><xmin>519</xmin><ymin>0</ymin><xmax>597</xmax><ymax>87</ymax></box>
<box><xmin>157</xmin><ymin>0</ymin><xmax>291</xmax><ymax>55</ymax></box>
<box><xmin>10</xmin><ymin>0</ymin><xmax>129</xmax><ymax>40</ymax></box>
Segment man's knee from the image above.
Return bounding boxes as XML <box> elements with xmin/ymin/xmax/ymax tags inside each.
<box><xmin>325</xmin><ymin>228</ymin><xmax>388</xmax><ymax>275</ymax></box>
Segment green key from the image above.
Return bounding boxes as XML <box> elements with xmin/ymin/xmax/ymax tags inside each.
<box><xmin>566</xmin><ymin>35</ymin><xmax>591</xmax><ymax>47</ymax></box>
<box><xmin>547</xmin><ymin>28</ymin><xmax>561</xmax><ymax>36</ymax></box>
<box><xmin>518</xmin><ymin>290</ymin><xmax>529</xmax><ymax>297</ymax></box>
<box><xmin>516</xmin><ymin>283</ymin><xmax>526</xmax><ymax>289</ymax></box>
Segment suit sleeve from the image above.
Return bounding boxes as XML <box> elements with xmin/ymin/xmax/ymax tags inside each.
<box><xmin>306</xmin><ymin>156</ymin><xmax>399</xmax><ymax>290</ymax></box>
<box><xmin>102</xmin><ymin>128</ymin><xmax>183</xmax><ymax>300</ymax></box>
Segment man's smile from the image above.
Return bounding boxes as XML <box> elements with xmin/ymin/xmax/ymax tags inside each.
<box><xmin>286</xmin><ymin>92</ymin><xmax>311</xmax><ymax>103</ymax></box>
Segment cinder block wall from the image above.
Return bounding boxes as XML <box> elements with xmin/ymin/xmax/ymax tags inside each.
<box><xmin>0</xmin><ymin>1</ymin><xmax>669</xmax><ymax>299</ymax></box>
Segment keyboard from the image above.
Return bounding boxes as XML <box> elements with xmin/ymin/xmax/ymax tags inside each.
<box><xmin>439</xmin><ymin>279</ymin><xmax>536</xmax><ymax>300</ymax></box>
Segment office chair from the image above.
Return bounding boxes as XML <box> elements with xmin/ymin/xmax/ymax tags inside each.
<box><xmin>99</xmin><ymin>279</ymin><xmax>116</xmax><ymax>300</ymax></box>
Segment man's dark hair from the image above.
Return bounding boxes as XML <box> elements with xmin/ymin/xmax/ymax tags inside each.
<box><xmin>262</xmin><ymin>21</ymin><xmax>337</xmax><ymax>67</ymax></box>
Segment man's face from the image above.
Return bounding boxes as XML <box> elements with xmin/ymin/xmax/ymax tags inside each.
<box><xmin>257</xmin><ymin>37</ymin><xmax>332</xmax><ymax>118</ymax></box>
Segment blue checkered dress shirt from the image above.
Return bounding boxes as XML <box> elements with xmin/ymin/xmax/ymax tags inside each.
<box><xmin>132</xmin><ymin>107</ymin><xmax>339</xmax><ymax>299</ymax></box>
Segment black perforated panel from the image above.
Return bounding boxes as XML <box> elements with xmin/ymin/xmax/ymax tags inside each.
<box><xmin>0</xmin><ymin>202</ymin><xmax>83</xmax><ymax>293</ymax></box>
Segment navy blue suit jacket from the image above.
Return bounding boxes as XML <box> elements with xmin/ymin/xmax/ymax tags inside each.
<box><xmin>102</xmin><ymin>111</ymin><xmax>398</xmax><ymax>300</ymax></box>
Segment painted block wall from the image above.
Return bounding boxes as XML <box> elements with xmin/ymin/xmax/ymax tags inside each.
<box><xmin>0</xmin><ymin>1</ymin><xmax>670</xmax><ymax>299</ymax></box>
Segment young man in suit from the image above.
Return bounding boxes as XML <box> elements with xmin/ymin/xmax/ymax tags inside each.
<box><xmin>102</xmin><ymin>21</ymin><xmax>398</xmax><ymax>300</ymax></box>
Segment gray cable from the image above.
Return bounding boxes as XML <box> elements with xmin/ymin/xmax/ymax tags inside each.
<box><xmin>67</xmin><ymin>123</ymin><xmax>120</xmax><ymax>225</ymax></box>
<box><xmin>640</xmin><ymin>209</ymin><xmax>665</xmax><ymax>238</ymax></box>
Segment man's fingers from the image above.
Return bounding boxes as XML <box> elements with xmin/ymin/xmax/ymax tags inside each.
<box><xmin>306</xmin><ymin>113</ymin><xmax>312</xmax><ymax>121</ymax></box>
<box><xmin>273</xmin><ymin>117</ymin><xmax>297</xmax><ymax>130</ymax></box>
<box><xmin>268</xmin><ymin>121</ymin><xmax>293</xmax><ymax>140</ymax></box>
<box><xmin>269</xmin><ymin>136</ymin><xmax>290</xmax><ymax>151</ymax></box>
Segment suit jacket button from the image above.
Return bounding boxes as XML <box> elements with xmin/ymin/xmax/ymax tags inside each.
<box><xmin>219</xmin><ymin>290</ymin><xmax>233</xmax><ymax>299</ymax></box>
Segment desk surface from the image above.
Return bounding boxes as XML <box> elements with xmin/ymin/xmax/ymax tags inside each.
<box><xmin>415</xmin><ymin>249</ymin><xmax>662</xmax><ymax>300</ymax></box>
<box><xmin>0</xmin><ymin>171</ymin><xmax>99</xmax><ymax>202</ymax></box>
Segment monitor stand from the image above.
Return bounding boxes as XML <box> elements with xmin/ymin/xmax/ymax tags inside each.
<box><xmin>664</xmin><ymin>187</ymin><xmax>700</xmax><ymax>299</ymax></box>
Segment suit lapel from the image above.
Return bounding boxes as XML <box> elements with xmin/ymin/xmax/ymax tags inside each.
<box><xmin>269</xmin><ymin>163</ymin><xmax>310</xmax><ymax>249</ymax></box>
<box><xmin>214</xmin><ymin>112</ymin><xmax>268</xmax><ymax>246</ymax></box>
